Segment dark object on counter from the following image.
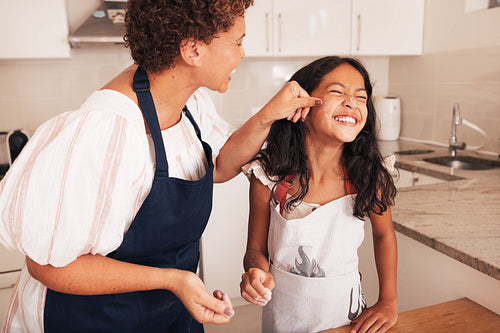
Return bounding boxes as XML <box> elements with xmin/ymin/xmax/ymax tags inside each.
<box><xmin>0</xmin><ymin>129</ymin><xmax>29</xmax><ymax>176</ymax></box>
<box><xmin>395</xmin><ymin>149</ymin><xmax>435</xmax><ymax>155</ymax></box>
<box><xmin>0</xmin><ymin>164</ymin><xmax>8</xmax><ymax>176</ymax></box>
<box><xmin>8</xmin><ymin>130</ymin><xmax>29</xmax><ymax>163</ymax></box>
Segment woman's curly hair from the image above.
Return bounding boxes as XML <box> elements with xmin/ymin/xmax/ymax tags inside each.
<box><xmin>124</xmin><ymin>0</ymin><xmax>254</xmax><ymax>73</ymax></box>
<box><xmin>257</xmin><ymin>56</ymin><xmax>396</xmax><ymax>219</ymax></box>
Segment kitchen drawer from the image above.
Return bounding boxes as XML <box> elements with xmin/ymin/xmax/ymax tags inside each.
<box><xmin>0</xmin><ymin>271</ymin><xmax>20</xmax><ymax>327</ymax></box>
<box><xmin>0</xmin><ymin>246</ymin><xmax>24</xmax><ymax>273</ymax></box>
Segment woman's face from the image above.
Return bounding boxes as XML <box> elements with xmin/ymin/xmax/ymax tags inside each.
<box><xmin>306</xmin><ymin>63</ymin><xmax>368</xmax><ymax>144</ymax></box>
<box><xmin>200</xmin><ymin>16</ymin><xmax>246</xmax><ymax>93</ymax></box>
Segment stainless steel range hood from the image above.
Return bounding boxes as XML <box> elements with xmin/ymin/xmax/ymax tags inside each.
<box><xmin>69</xmin><ymin>1</ymin><xmax>127</xmax><ymax>47</ymax></box>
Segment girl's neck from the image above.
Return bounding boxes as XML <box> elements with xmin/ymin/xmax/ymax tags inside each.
<box><xmin>305</xmin><ymin>138</ymin><xmax>344</xmax><ymax>184</ymax></box>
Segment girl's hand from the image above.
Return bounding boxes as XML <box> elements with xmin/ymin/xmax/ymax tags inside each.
<box><xmin>240</xmin><ymin>267</ymin><xmax>274</xmax><ymax>306</ymax></box>
<box><xmin>258</xmin><ymin>81</ymin><xmax>322</xmax><ymax>125</ymax></box>
<box><xmin>350</xmin><ymin>299</ymin><xmax>398</xmax><ymax>333</ymax></box>
<box><xmin>170</xmin><ymin>270</ymin><xmax>234</xmax><ymax>324</ymax></box>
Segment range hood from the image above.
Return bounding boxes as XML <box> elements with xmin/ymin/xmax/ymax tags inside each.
<box><xmin>69</xmin><ymin>1</ymin><xmax>127</xmax><ymax>47</ymax></box>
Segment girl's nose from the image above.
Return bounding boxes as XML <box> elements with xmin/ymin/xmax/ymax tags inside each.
<box><xmin>343</xmin><ymin>95</ymin><xmax>357</xmax><ymax>108</ymax></box>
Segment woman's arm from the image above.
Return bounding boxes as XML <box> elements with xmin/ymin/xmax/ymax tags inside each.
<box><xmin>351</xmin><ymin>207</ymin><xmax>398</xmax><ymax>333</ymax></box>
<box><xmin>26</xmin><ymin>254</ymin><xmax>234</xmax><ymax>324</ymax></box>
<box><xmin>240</xmin><ymin>175</ymin><xmax>274</xmax><ymax>306</ymax></box>
<box><xmin>213</xmin><ymin>82</ymin><xmax>321</xmax><ymax>183</ymax></box>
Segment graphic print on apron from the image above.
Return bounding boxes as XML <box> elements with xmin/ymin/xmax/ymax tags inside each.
<box><xmin>348</xmin><ymin>284</ymin><xmax>367</xmax><ymax>321</ymax></box>
<box><xmin>289</xmin><ymin>246</ymin><xmax>325</xmax><ymax>277</ymax></box>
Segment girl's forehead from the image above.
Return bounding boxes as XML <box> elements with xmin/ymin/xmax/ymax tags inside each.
<box><xmin>318</xmin><ymin>65</ymin><xmax>365</xmax><ymax>89</ymax></box>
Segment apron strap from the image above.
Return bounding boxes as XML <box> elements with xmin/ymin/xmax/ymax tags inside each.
<box><xmin>342</xmin><ymin>163</ymin><xmax>357</xmax><ymax>195</ymax></box>
<box><xmin>275</xmin><ymin>176</ymin><xmax>292</xmax><ymax>215</ymax></box>
<box><xmin>182</xmin><ymin>106</ymin><xmax>202</xmax><ymax>140</ymax></box>
<box><xmin>133</xmin><ymin>66</ymin><xmax>169</xmax><ymax>177</ymax></box>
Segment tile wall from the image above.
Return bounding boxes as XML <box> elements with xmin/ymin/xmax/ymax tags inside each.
<box><xmin>388</xmin><ymin>46</ymin><xmax>500</xmax><ymax>153</ymax></box>
<box><xmin>0</xmin><ymin>50</ymin><xmax>388</xmax><ymax>136</ymax></box>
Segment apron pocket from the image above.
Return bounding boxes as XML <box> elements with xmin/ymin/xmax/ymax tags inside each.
<box><xmin>263</xmin><ymin>264</ymin><xmax>363</xmax><ymax>333</ymax></box>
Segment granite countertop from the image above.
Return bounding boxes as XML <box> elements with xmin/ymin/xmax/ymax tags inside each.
<box><xmin>379</xmin><ymin>139</ymin><xmax>500</xmax><ymax>281</ymax></box>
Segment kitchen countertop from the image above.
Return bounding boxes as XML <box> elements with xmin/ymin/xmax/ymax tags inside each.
<box><xmin>380</xmin><ymin>139</ymin><xmax>500</xmax><ymax>281</ymax></box>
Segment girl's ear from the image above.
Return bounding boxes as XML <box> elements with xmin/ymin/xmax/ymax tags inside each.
<box><xmin>179</xmin><ymin>39</ymin><xmax>202</xmax><ymax>67</ymax></box>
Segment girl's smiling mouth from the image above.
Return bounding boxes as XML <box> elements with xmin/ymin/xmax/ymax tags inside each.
<box><xmin>334</xmin><ymin>115</ymin><xmax>357</xmax><ymax>125</ymax></box>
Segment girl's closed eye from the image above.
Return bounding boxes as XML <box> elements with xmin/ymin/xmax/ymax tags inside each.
<box><xmin>329</xmin><ymin>90</ymin><xmax>344</xmax><ymax>95</ymax></box>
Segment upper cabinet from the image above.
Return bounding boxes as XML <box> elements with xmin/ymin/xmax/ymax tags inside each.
<box><xmin>244</xmin><ymin>0</ymin><xmax>351</xmax><ymax>57</ymax></box>
<box><xmin>0</xmin><ymin>0</ymin><xmax>70</xmax><ymax>59</ymax></box>
<box><xmin>351</xmin><ymin>0</ymin><xmax>425</xmax><ymax>55</ymax></box>
<box><xmin>244</xmin><ymin>0</ymin><xmax>425</xmax><ymax>57</ymax></box>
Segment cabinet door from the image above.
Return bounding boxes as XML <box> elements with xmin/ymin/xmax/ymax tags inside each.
<box><xmin>244</xmin><ymin>0</ymin><xmax>274</xmax><ymax>57</ymax></box>
<box><xmin>274</xmin><ymin>0</ymin><xmax>351</xmax><ymax>56</ymax></box>
<box><xmin>352</xmin><ymin>0</ymin><xmax>424</xmax><ymax>55</ymax></box>
<box><xmin>0</xmin><ymin>271</ymin><xmax>19</xmax><ymax>326</ymax></box>
<box><xmin>0</xmin><ymin>0</ymin><xmax>70</xmax><ymax>59</ymax></box>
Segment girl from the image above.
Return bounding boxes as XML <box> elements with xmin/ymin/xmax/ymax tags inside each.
<box><xmin>240</xmin><ymin>56</ymin><xmax>398</xmax><ymax>333</ymax></box>
<box><xmin>0</xmin><ymin>1</ymin><xmax>321</xmax><ymax>332</ymax></box>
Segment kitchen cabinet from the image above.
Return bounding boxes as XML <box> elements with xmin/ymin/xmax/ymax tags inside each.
<box><xmin>0</xmin><ymin>0</ymin><xmax>70</xmax><ymax>59</ymax></box>
<box><xmin>351</xmin><ymin>0</ymin><xmax>425</xmax><ymax>55</ymax></box>
<box><xmin>0</xmin><ymin>247</ymin><xmax>24</xmax><ymax>327</ymax></box>
<box><xmin>244</xmin><ymin>0</ymin><xmax>425</xmax><ymax>57</ymax></box>
<box><xmin>244</xmin><ymin>0</ymin><xmax>351</xmax><ymax>57</ymax></box>
<box><xmin>200</xmin><ymin>174</ymin><xmax>249</xmax><ymax>305</ymax></box>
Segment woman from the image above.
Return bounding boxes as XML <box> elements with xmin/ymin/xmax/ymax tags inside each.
<box><xmin>0</xmin><ymin>0</ymin><xmax>320</xmax><ymax>332</ymax></box>
<box><xmin>240</xmin><ymin>56</ymin><xmax>398</xmax><ymax>333</ymax></box>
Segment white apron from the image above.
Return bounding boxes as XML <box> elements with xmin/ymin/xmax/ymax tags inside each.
<box><xmin>262</xmin><ymin>194</ymin><xmax>366</xmax><ymax>333</ymax></box>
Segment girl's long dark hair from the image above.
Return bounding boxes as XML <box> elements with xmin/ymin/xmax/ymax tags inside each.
<box><xmin>257</xmin><ymin>56</ymin><xmax>396</xmax><ymax>219</ymax></box>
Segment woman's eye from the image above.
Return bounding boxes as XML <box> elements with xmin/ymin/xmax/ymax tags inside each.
<box><xmin>329</xmin><ymin>90</ymin><xmax>343</xmax><ymax>95</ymax></box>
<box><xmin>357</xmin><ymin>95</ymin><xmax>367</xmax><ymax>100</ymax></box>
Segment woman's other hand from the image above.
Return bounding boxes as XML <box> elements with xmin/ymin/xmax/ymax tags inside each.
<box><xmin>170</xmin><ymin>270</ymin><xmax>234</xmax><ymax>324</ymax></box>
<box><xmin>259</xmin><ymin>81</ymin><xmax>322</xmax><ymax>125</ymax></box>
<box><xmin>350</xmin><ymin>299</ymin><xmax>398</xmax><ymax>333</ymax></box>
<box><xmin>240</xmin><ymin>267</ymin><xmax>274</xmax><ymax>306</ymax></box>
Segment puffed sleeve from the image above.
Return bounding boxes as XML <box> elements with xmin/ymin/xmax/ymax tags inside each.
<box><xmin>0</xmin><ymin>104</ymin><xmax>152</xmax><ymax>267</ymax></box>
<box><xmin>186</xmin><ymin>88</ymin><xmax>233</xmax><ymax>159</ymax></box>
<box><xmin>241</xmin><ymin>160</ymin><xmax>278</xmax><ymax>191</ymax></box>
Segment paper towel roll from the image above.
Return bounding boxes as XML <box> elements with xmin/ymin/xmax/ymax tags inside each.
<box><xmin>375</xmin><ymin>96</ymin><xmax>401</xmax><ymax>141</ymax></box>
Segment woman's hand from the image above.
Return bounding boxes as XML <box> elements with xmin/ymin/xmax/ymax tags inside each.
<box><xmin>240</xmin><ymin>267</ymin><xmax>274</xmax><ymax>306</ymax></box>
<box><xmin>170</xmin><ymin>270</ymin><xmax>234</xmax><ymax>324</ymax></box>
<box><xmin>350</xmin><ymin>299</ymin><xmax>398</xmax><ymax>333</ymax></box>
<box><xmin>259</xmin><ymin>80</ymin><xmax>322</xmax><ymax>125</ymax></box>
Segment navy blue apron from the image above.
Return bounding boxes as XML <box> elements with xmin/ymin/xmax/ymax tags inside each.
<box><xmin>44</xmin><ymin>66</ymin><xmax>214</xmax><ymax>332</ymax></box>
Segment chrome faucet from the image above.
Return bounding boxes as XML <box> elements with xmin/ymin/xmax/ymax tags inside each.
<box><xmin>449</xmin><ymin>103</ymin><xmax>466</xmax><ymax>157</ymax></box>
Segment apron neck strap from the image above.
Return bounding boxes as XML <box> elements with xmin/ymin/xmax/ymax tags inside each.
<box><xmin>133</xmin><ymin>66</ymin><xmax>169</xmax><ymax>177</ymax></box>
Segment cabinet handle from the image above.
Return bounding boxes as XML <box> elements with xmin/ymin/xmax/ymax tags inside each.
<box><xmin>357</xmin><ymin>14</ymin><xmax>361</xmax><ymax>51</ymax></box>
<box><xmin>278</xmin><ymin>13</ymin><xmax>283</xmax><ymax>53</ymax></box>
<box><xmin>265</xmin><ymin>12</ymin><xmax>270</xmax><ymax>53</ymax></box>
<box><xmin>0</xmin><ymin>283</ymin><xmax>15</xmax><ymax>291</ymax></box>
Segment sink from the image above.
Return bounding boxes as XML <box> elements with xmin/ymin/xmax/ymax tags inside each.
<box><xmin>423</xmin><ymin>155</ymin><xmax>500</xmax><ymax>170</ymax></box>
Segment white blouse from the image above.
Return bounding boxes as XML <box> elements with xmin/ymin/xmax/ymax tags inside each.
<box><xmin>0</xmin><ymin>88</ymin><xmax>232</xmax><ymax>332</ymax></box>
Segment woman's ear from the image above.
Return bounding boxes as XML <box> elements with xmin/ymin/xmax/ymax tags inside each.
<box><xmin>179</xmin><ymin>39</ymin><xmax>202</xmax><ymax>67</ymax></box>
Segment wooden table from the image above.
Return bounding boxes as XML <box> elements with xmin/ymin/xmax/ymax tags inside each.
<box><xmin>322</xmin><ymin>298</ymin><xmax>500</xmax><ymax>332</ymax></box>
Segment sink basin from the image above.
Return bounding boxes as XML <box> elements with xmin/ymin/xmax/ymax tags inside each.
<box><xmin>423</xmin><ymin>155</ymin><xmax>500</xmax><ymax>170</ymax></box>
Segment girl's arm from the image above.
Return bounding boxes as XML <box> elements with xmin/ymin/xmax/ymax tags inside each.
<box><xmin>26</xmin><ymin>254</ymin><xmax>234</xmax><ymax>324</ymax></box>
<box><xmin>351</xmin><ymin>207</ymin><xmax>398</xmax><ymax>333</ymax></box>
<box><xmin>213</xmin><ymin>82</ymin><xmax>321</xmax><ymax>183</ymax></box>
<box><xmin>240</xmin><ymin>174</ymin><xmax>274</xmax><ymax>306</ymax></box>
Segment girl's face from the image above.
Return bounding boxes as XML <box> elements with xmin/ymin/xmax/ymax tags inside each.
<box><xmin>199</xmin><ymin>16</ymin><xmax>246</xmax><ymax>93</ymax></box>
<box><xmin>306</xmin><ymin>64</ymin><xmax>368</xmax><ymax>144</ymax></box>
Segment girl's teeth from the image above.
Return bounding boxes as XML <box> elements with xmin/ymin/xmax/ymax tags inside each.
<box><xmin>335</xmin><ymin>116</ymin><xmax>356</xmax><ymax>124</ymax></box>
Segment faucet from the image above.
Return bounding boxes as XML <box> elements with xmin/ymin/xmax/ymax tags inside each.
<box><xmin>449</xmin><ymin>103</ymin><xmax>466</xmax><ymax>157</ymax></box>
